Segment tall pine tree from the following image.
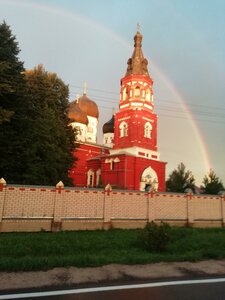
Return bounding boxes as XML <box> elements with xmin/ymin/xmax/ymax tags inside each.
<box><xmin>202</xmin><ymin>169</ymin><xmax>224</xmax><ymax>195</ymax></box>
<box><xmin>166</xmin><ymin>162</ymin><xmax>195</xmax><ymax>193</ymax></box>
<box><xmin>0</xmin><ymin>21</ymin><xmax>33</xmax><ymax>182</ymax></box>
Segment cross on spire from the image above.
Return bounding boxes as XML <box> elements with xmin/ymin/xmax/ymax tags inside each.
<box><xmin>137</xmin><ymin>22</ymin><xmax>141</xmax><ymax>33</ymax></box>
<box><xmin>83</xmin><ymin>81</ymin><xmax>87</xmax><ymax>95</ymax></box>
<box><xmin>125</xmin><ymin>25</ymin><xmax>149</xmax><ymax>76</ymax></box>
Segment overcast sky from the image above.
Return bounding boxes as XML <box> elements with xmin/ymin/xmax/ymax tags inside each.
<box><xmin>1</xmin><ymin>0</ymin><xmax>225</xmax><ymax>186</ymax></box>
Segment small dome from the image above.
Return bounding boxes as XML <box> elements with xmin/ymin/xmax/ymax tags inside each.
<box><xmin>103</xmin><ymin>115</ymin><xmax>114</xmax><ymax>134</ymax></box>
<box><xmin>78</xmin><ymin>94</ymin><xmax>99</xmax><ymax>119</ymax></box>
<box><xmin>68</xmin><ymin>102</ymin><xmax>88</xmax><ymax>125</ymax></box>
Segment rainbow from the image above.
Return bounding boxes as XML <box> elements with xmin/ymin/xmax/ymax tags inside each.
<box><xmin>1</xmin><ymin>0</ymin><xmax>211</xmax><ymax>180</ymax></box>
<box><xmin>152</xmin><ymin>64</ymin><xmax>212</xmax><ymax>173</ymax></box>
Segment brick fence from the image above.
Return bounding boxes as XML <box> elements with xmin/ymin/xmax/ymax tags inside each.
<box><xmin>0</xmin><ymin>181</ymin><xmax>225</xmax><ymax>232</ymax></box>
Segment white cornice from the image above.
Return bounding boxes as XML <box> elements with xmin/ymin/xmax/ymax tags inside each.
<box><xmin>110</xmin><ymin>146</ymin><xmax>160</xmax><ymax>160</ymax></box>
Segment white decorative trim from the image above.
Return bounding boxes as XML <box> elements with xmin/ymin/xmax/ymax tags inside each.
<box><xmin>87</xmin><ymin>169</ymin><xmax>94</xmax><ymax>187</ymax></box>
<box><xmin>131</xmin><ymin>102</ymin><xmax>143</xmax><ymax>106</ymax></box>
<box><xmin>105</xmin><ymin>157</ymin><xmax>120</xmax><ymax>170</ymax></box>
<box><xmin>96</xmin><ymin>169</ymin><xmax>101</xmax><ymax>186</ymax></box>
<box><xmin>110</xmin><ymin>146</ymin><xmax>160</xmax><ymax>160</ymax></box>
<box><xmin>119</xmin><ymin>121</ymin><xmax>128</xmax><ymax>137</ymax></box>
<box><xmin>144</xmin><ymin>122</ymin><xmax>152</xmax><ymax>138</ymax></box>
<box><xmin>142</xmin><ymin>117</ymin><xmax>154</xmax><ymax>122</ymax></box>
<box><xmin>114</xmin><ymin>157</ymin><xmax>120</xmax><ymax>162</ymax></box>
<box><xmin>86</xmin><ymin>116</ymin><xmax>98</xmax><ymax>143</ymax></box>
<box><xmin>118</xmin><ymin>116</ymin><xmax>130</xmax><ymax>121</ymax></box>
<box><xmin>120</xmin><ymin>104</ymin><xmax>129</xmax><ymax>109</ymax></box>
<box><xmin>103</xmin><ymin>132</ymin><xmax>114</xmax><ymax>148</ymax></box>
<box><xmin>143</xmin><ymin>104</ymin><xmax>153</xmax><ymax>109</ymax></box>
<box><xmin>140</xmin><ymin>166</ymin><xmax>158</xmax><ymax>191</ymax></box>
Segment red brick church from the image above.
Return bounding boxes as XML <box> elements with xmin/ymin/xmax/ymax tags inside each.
<box><xmin>68</xmin><ymin>29</ymin><xmax>166</xmax><ymax>191</ymax></box>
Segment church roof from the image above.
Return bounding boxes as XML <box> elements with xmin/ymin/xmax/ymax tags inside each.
<box><xmin>125</xmin><ymin>28</ymin><xmax>150</xmax><ymax>77</ymax></box>
<box><xmin>103</xmin><ymin>115</ymin><xmax>114</xmax><ymax>134</ymax></box>
<box><xmin>68</xmin><ymin>85</ymin><xmax>99</xmax><ymax>124</ymax></box>
<box><xmin>77</xmin><ymin>93</ymin><xmax>99</xmax><ymax>119</ymax></box>
<box><xmin>68</xmin><ymin>102</ymin><xmax>88</xmax><ymax>125</ymax></box>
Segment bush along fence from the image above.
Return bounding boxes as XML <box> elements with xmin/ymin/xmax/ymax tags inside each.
<box><xmin>0</xmin><ymin>178</ymin><xmax>225</xmax><ymax>232</ymax></box>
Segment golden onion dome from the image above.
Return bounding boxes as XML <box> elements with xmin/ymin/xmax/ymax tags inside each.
<box><xmin>78</xmin><ymin>94</ymin><xmax>99</xmax><ymax>119</ymax></box>
<box><xmin>68</xmin><ymin>101</ymin><xmax>88</xmax><ymax>125</ymax></box>
<box><xmin>68</xmin><ymin>85</ymin><xmax>99</xmax><ymax>124</ymax></box>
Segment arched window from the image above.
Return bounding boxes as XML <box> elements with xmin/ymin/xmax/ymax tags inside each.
<box><xmin>140</xmin><ymin>166</ymin><xmax>158</xmax><ymax>192</ymax></box>
<box><xmin>144</xmin><ymin>122</ymin><xmax>152</xmax><ymax>138</ymax></box>
<box><xmin>134</xmin><ymin>86</ymin><xmax>141</xmax><ymax>97</ymax></box>
<box><xmin>87</xmin><ymin>169</ymin><xmax>94</xmax><ymax>187</ymax></box>
<box><xmin>122</xmin><ymin>87</ymin><xmax>129</xmax><ymax>100</ymax></box>
<box><xmin>119</xmin><ymin>121</ymin><xmax>128</xmax><ymax>137</ymax></box>
<box><xmin>146</xmin><ymin>89</ymin><xmax>151</xmax><ymax>101</ymax></box>
<box><xmin>96</xmin><ymin>169</ymin><xmax>101</xmax><ymax>186</ymax></box>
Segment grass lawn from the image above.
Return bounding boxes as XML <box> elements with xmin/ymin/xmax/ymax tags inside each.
<box><xmin>0</xmin><ymin>227</ymin><xmax>225</xmax><ymax>272</ymax></box>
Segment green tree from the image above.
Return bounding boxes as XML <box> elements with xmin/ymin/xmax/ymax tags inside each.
<box><xmin>0</xmin><ymin>21</ymin><xmax>77</xmax><ymax>185</ymax></box>
<box><xmin>166</xmin><ymin>162</ymin><xmax>195</xmax><ymax>193</ymax></box>
<box><xmin>0</xmin><ymin>21</ymin><xmax>33</xmax><ymax>182</ymax></box>
<box><xmin>24</xmin><ymin>65</ymin><xmax>77</xmax><ymax>186</ymax></box>
<box><xmin>202</xmin><ymin>169</ymin><xmax>224</xmax><ymax>195</ymax></box>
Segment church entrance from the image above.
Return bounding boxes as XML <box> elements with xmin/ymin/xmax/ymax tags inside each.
<box><xmin>140</xmin><ymin>166</ymin><xmax>158</xmax><ymax>192</ymax></box>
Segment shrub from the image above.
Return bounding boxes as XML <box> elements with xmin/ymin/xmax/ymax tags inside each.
<box><xmin>139</xmin><ymin>221</ymin><xmax>171</xmax><ymax>252</ymax></box>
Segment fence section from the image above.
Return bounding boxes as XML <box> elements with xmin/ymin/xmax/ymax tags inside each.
<box><xmin>0</xmin><ymin>182</ymin><xmax>225</xmax><ymax>232</ymax></box>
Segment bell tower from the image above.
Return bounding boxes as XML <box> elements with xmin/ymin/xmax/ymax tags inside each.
<box><xmin>88</xmin><ymin>27</ymin><xmax>166</xmax><ymax>191</ymax></box>
<box><xmin>113</xmin><ymin>28</ymin><xmax>159</xmax><ymax>160</ymax></box>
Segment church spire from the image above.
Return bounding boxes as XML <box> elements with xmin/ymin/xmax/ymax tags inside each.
<box><xmin>83</xmin><ymin>81</ymin><xmax>87</xmax><ymax>95</ymax></box>
<box><xmin>125</xmin><ymin>26</ymin><xmax>149</xmax><ymax>77</ymax></box>
<box><xmin>137</xmin><ymin>22</ymin><xmax>141</xmax><ymax>33</ymax></box>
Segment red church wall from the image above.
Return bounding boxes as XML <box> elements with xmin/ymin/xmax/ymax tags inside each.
<box><xmin>134</xmin><ymin>157</ymin><xmax>166</xmax><ymax>192</ymax></box>
<box><xmin>100</xmin><ymin>156</ymin><xmax>120</xmax><ymax>188</ymax></box>
<box><xmin>113</xmin><ymin>110</ymin><xmax>158</xmax><ymax>151</ymax></box>
<box><xmin>100</xmin><ymin>155</ymin><xmax>130</xmax><ymax>189</ymax></box>
<box><xmin>100</xmin><ymin>154</ymin><xmax>166</xmax><ymax>191</ymax></box>
<box><xmin>119</xmin><ymin>74</ymin><xmax>153</xmax><ymax>112</ymax></box>
<box><xmin>70</xmin><ymin>143</ymin><xmax>109</xmax><ymax>187</ymax></box>
<box><xmin>86</xmin><ymin>157</ymin><xmax>102</xmax><ymax>187</ymax></box>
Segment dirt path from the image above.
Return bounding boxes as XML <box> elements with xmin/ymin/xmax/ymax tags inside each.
<box><xmin>1</xmin><ymin>260</ymin><xmax>225</xmax><ymax>291</ymax></box>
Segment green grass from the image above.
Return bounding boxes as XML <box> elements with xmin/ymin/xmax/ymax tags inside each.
<box><xmin>0</xmin><ymin>227</ymin><xmax>225</xmax><ymax>271</ymax></box>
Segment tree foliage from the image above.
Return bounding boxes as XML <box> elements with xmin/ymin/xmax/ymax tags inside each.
<box><xmin>0</xmin><ymin>22</ymin><xmax>77</xmax><ymax>185</ymax></box>
<box><xmin>0</xmin><ymin>21</ymin><xmax>33</xmax><ymax>182</ymax></box>
<box><xmin>166</xmin><ymin>162</ymin><xmax>195</xmax><ymax>193</ymax></box>
<box><xmin>202</xmin><ymin>169</ymin><xmax>224</xmax><ymax>195</ymax></box>
<box><xmin>24</xmin><ymin>65</ymin><xmax>77</xmax><ymax>186</ymax></box>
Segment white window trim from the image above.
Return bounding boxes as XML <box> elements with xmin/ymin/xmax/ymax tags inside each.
<box><xmin>119</xmin><ymin>121</ymin><xmax>128</xmax><ymax>137</ymax></box>
<box><xmin>144</xmin><ymin>122</ymin><xmax>152</xmax><ymax>138</ymax></box>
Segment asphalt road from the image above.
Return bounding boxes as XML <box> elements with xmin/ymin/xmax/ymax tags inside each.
<box><xmin>1</xmin><ymin>278</ymin><xmax>225</xmax><ymax>300</ymax></box>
